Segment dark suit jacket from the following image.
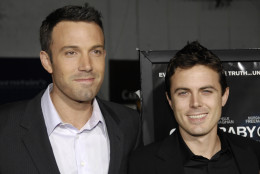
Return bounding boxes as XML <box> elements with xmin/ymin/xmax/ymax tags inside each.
<box><xmin>128</xmin><ymin>130</ymin><xmax>260</xmax><ymax>174</ymax></box>
<box><xmin>0</xmin><ymin>91</ymin><xmax>142</xmax><ymax>174</ymax></box>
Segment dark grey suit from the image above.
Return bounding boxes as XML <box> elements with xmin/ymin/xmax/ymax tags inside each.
<box><xmin>128</xmin><ymin>130</ymin><xmax>260</xmax><ymax>174</ymax></box>
<box><xmin>0</xmin><ymin>91</ymin><xmax>142</xmax><ymax>174</ymax></box>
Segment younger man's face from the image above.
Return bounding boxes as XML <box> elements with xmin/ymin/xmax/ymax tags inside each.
<box><xmin>167</xmin><ymin>65</ymin><xmax>229</xmax><ymax>139</ymax></box>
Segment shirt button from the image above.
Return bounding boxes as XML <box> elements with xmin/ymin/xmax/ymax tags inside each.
<box><xmin>81</xmin><ymin>161</ymin><xmax>85</xmax><ymax>166</ymax></box>
<box><xmin>76</xmin><ymin>135</ymin><xmax>79</xmax><ymax>139</ymax></box>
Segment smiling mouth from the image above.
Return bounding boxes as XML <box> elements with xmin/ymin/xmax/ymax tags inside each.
<box><xmin>188</xmin><ymin>114</ymin><xmax>207</xmax><ymax>119</ymax></box>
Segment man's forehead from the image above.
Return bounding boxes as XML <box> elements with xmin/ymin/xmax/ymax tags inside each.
<box><xmin>170</xmin><ymin>66</ymin><xmax>221</xmax><ymax>87</ymax></box>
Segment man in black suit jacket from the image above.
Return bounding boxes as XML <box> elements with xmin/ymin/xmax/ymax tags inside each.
<box><xmin>0</xmin><ymin>3</ymin><xmax>141</xmax><ymax>174</ymax></box>
<box><xmin>129</xmin><ymin>41</ymin><xmax>260</xmax><ymax>174</ymax></box>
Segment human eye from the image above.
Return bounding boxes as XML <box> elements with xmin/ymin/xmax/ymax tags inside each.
<box><xmin>65</xmin><ymin>50</ymin><xmax>77</xmax><ymax>57</ymax></box>
<box><xmin>202</xmin><ymin>89</ymin><xmax>213</xmax><ymax>95</ymax></box>
<box><xmin>90</xmin><ymin>48</ymin><xmax>104</xmax><ymax>57</ymax></box>
<box><xmin>177</xmin><ymin>91</ymin><xmax>188</xmax><ymax>97</ymax></box>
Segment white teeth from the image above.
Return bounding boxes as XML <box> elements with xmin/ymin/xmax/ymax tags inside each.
<box><xmin>188</xmin><ymin>114</ymin><xmax>207</xmax><ymax>119</ymax></box>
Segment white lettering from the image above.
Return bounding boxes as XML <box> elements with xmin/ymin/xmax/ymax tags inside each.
<box><xmin>252</xmin><ymin>71</ymin><xmax>260</xmax><ymax>75</ymax></box>
<box><xmin>257</xmin><ymin>127</ymin><xmax>260</xmax><ymax>137</ymax></box>
<box><xmin>219</xmin><ymin>127</ymin><xmax>226</xmax><ymax>132</ymax></box>
<box><xmin>159</xmin><ymin>72</ymin><xmax>166</xmax><ymax>78</ymax></box>
<box><xmin>228</xmin><ymin>127</ymin><xmax>236</xmax><ymax>134</ymax></box>
<box><xmin>246</xmin><ymin>126</ymin><xmax>256</xmax><ymax>138</ymax></box>
<box><xmin>237</xmin><ymin>126</ymin><xmax>247</xmax><ymax>137</ymax></box>
<box><xmin>220</xmin><ymin>126</ymin><xmax>260</xmax><ymax>138</ymax></box>
<box><xmin>228</xmin><ymin>71</ymin><xmax>247</xmax><ymax>76</ymax></box>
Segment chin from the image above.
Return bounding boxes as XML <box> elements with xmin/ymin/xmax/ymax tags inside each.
<box><xmin>186</xmin><ymin>127</ymin><xmax>207</xmax><ymax>136</ymax></box>
<box><xmin>72</xmin><ymin>94</ymin><xmax>94</xmax><ymax>103</ymax></box>
<box><xmin>190</xmin><ymin>130</ymin><xmax>210</xmax><ymax>137</ymax></box>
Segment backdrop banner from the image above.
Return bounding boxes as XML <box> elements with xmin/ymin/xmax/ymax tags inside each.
<box><xmin>221</xmin><ymin>62</ymin><xmax>260</xmax><ymax>140</ymax></box>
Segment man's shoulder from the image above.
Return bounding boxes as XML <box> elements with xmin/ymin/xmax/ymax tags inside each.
<box><xmin>0</xmin><ymin>100</ymin><xmax>29</xmax><ymax>132</ymax></box>
<box><xmin>96</xmin><ymin>98</ymin><xmax>141</xmax><ymax>135</ymax></box>
<box><xmin>0</xmin><ymin>100</ymin><xmax>28</xmax><ymax>116</ymax></box>
<box><xmin>138</xmin><ymin>141</ymin><xmax>162</xmax><ymax>153</ymax></box>
<box><xmin>0</xmin><ymin>92</ymin><xmax>42</xmax><ymax>112</ymax></box>
<box><xmin>0</xmin><ymin>93</ymin><xmax>42</xmax><ymax>124</ymax></box>
<box><xmin>130</xmin><ymin>140</ymin><xmax>162</xmax><ymax>161</ymax></box>
<box><xmin>131</xmin><ymin>133</ymin><xmax>177</xmax><ymax>159</ymax></box>
<box><xmin>97</xmin><ymin>98</ymin><xmax>142</xmax><ymax>152</ymax></box>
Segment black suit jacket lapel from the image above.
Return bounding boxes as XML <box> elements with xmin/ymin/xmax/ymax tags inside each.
<box><xmin>20</xmin><ymin>93</ymin><xmax>60</xmax><ymax>174</ymax></box>
<box><xmin>156</xmin><ymin>132</ymin><xmax>184</xmax><ymax>174</ymax></box>
<box><xmin>97</xmin><ymin>99</ymin><xmax>124</xmax><ymax>174</ymax></box>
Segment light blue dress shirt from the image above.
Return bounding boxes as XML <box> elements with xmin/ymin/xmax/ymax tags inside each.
<box><xmin>41</xmin><ymin>84</ymin><xmax>110</xmax><ymax>174</ymax></box>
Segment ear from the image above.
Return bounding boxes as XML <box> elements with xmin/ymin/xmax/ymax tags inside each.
<box><xmin>166</xmin><ymin>92</ymin><xmax>173</xmax><ymax>110</ymax></box>
<box><xmin>221</xmin><ymin>87</ymin><xmax>229</xmax><ymax>107</ymax></box>
<box><xmin>40</xmin><ymin>51</ymin><xmax>53</xmax><ymax>74</ymax></box>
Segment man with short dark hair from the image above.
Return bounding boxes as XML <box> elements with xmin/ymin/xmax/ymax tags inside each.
<box><xmin>0</xmin><ymin>4</ymin><xmax>141</xmax><ymax>174</ymax></box>
<box><xmin>128</xmin><ymin>41</ymin><xmax>260</xmax><ymax>174</ymax></box>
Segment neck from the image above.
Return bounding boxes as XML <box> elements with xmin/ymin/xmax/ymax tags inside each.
<box><xmin>180</xmin><ymin>127</ymin><xmax>221</xmax><ymax>159</ymax></box>
<box><xmin>50</xmin><ymin>91</ymin><xmax>93</xmax><ymax>130</ymax></box>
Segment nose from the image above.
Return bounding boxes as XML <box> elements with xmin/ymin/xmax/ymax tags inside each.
<box><xmin>78</xmin><ymin>54</ymin><xmax>92</xmax><ymax>72</ymax></box>
<box><xmin>190</xmin><ymin>93</ymin><xmax>202</xmax><ymax>108</ymax></box>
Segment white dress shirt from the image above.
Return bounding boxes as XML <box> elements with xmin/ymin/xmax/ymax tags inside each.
<box><xmin>41</xmin><ymin>84</ymin><xmax>110</xmax><ymax>174</ymax></box>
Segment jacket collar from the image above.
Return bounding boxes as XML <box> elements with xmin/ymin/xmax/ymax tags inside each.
<box><xmin>96</xmin><ymin>98</ymin><xmax>124</xmax><ymax>174</ymax></box>
<box><xmin>20</xmin><ymin>92</ymin><xmax>60</xmax><ymax>174</ymax></box>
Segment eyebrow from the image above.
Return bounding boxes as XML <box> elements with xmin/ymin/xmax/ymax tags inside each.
<box><xmin>173</xmin><ymin>85</ymin><xmax>218</xmax><ymax>94</ymax></box>
<box><xmin>91</xmin><ymin>45</ymin><xmax>105</xmax><ymax>50</ymax></box>
<box><xmin>59</xmin><ymin>46</ymin><xmax>79</xmax><ymax>53</ymax></box>
<box><xmin>173</xmin><ymin>88</ymin><xmax>189</xmax><ymax>94</ymax></box>
<box><xmin>60</xmin><ymin>45</ymin><xmax>105</xmax><ymax>52</ymax></box>
<box><xmin>200</xmin><ymin>86</ymin><xmax>218</xmax><ymax>91</ymax></box>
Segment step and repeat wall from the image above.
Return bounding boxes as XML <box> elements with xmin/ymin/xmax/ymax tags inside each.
<box><xmin>140</xmin><ymin>49</ymin><xmax>260</xmax><ymax>145</ymax></box>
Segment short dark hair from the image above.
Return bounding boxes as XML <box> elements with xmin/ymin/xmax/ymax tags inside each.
<box><xmin>165</xmin><ymin>41</ymin><xmax>227</xmax><ymax>99</ymax></box>
<box><xmin>40</xmin><ymin>3</ymin><xmax>104</xmax><ymax>58</ymax></box>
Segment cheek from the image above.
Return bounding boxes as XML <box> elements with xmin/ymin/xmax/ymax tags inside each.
<box><xmin>172</xmin><ymin>99</ymin><xmax>187</xmax><ymax>113</ymax></box>
<box><xmin>52</xmin><ymin>63</ymin><xmax>74</xmax><ymax>82</ymax></box>
<box><xmin>94</xmin><ymin>59</ymin><xmax>105</xmax><ymax>73</ymax></box>
<box><xmin>206</xmin><ymin>96</ymin><xmax>222</xmax><ymax>108</ymax></box>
